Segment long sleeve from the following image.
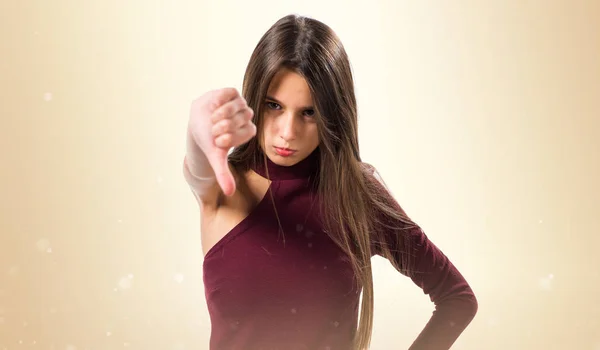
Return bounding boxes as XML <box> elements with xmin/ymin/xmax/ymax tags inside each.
<box><xmin>368</xmin><ymin>167</ymin><xmax>478</xmax><ymax>349</ymax></box>
<box><xmin>398</xmin><ymin>226</ymin><xmax>478</xmax><ymax>350</ymax></box>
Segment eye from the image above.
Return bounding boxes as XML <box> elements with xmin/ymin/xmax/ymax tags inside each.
<box><xmin>265</xmin><ymin>101</ymin><xmax>281</xmax><ymax>110</ymax></box>
<box><xmin>304</xmin><ymin>109</ymin><xmax>315</xmax><ymax>118</ymax></box>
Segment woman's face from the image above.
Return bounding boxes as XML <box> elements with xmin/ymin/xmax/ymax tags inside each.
<box><xmin>260</xmin><ymin>68</ymin><xmax>320</xmax><ymax>167</ymax></box>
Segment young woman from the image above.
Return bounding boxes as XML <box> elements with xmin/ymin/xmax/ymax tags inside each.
<box><xmin>184</xmin><ymin>14</ymin><xmax>478</xmax><ymax>350</ymax></box>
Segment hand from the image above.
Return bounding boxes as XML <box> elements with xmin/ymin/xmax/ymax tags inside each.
<box><xmin>188</xmin><ymin>87</ymin><xmax>256</xmax><ymax>196</ymax></box>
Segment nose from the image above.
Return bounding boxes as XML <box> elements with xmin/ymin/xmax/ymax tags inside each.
<box><xmin>279</xmin><ymin>112</ymin><xmax>298</xmax><ymax>142</ymax></box>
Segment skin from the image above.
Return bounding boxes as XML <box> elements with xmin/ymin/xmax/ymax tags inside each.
<box><xmin>199</xmin><ymin>68</ymin><xmax>320</xmax><ymax>256</ymax></box>
<box><xmin>260</xmin><ymin>68</ymin><xmax>320</xmax><ymax>166</ymax></box>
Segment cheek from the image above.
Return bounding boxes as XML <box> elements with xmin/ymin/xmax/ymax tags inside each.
<box><xmin>259</xmin><ymin>117</ymin><xmax>273</xmax><ymax>144</ymax></box>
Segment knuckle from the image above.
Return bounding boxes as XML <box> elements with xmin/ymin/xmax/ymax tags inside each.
<box><xmin>217</xmin><ymin>133</ymin><xmax>233</xmax><ymax>147</ymax></box>
<box><xmin>211</xmin><ymin>109</ymin><xmax>225</xmax><ymax>122</ymax></box>
<box><xmin>224</xmin><ymin>87</ymin><xmax>238</xmax><ymax>98</ymax></box>
<box><xmin>216</xmin><ymin>120</ymin><xmax>231</xmax><ymax>134</ymax></box>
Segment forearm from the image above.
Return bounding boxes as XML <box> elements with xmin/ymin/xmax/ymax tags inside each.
<box><xmin>183</xmin><ymin>127</ymin><xmax>216</xmax><ymax>188</ymax></box>
<box><xmin>409</xmin><ymin>296</ymin><xmax>478</xmax><ymax>350</ymax></box>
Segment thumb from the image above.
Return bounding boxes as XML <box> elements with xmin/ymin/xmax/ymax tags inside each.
<box><xmin>207</xmin><ymin>148</ymin><xmax>236</xmax><ymax>196</ymax></box>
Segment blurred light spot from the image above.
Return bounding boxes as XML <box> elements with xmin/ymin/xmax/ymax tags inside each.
<box><xmin>291</xmin><ymin>308</ymin><xmax>297</xmax><ymax>314</ymax></box>
<box><xmin>296</xmin><ymin>224</ymin><xmax>303</xmax><ymax>232</ymax></box>
<box><xmin>66</xmin><ymin>345</ymin><xmax>77</xmax><ymax>350</ymax></box>
<box><xmin>43</xmin><ymin>92</ymin><xmax>53</xmax><ymax>101</ymax></box>
<box><xmin>117</xmin><ymin>275</ymin><xmax>134</xmax><ymax>290</ymax></box>
<box><xmin>173</xmin><ymin>273</ymin><xmax>185</xmax><ymax>283</ymax></box>
<box><xmin>106</xmin><ymin>331</ymin><xmax>111</xmax><ymax>336</ymax></box>
<box><xmin>156</xmin><ymin>176</ymin><xmax>163</xmax><ymax>184</ymax></box>
<box><xmin>538</xmin><ymin>273</ymin><xmax>554</xmax><ymax>291</ymax></box>
<box><xmin>36</xmin><ymin>238</ymin><xmax>51</xmax><ymax>252</ymax></box>
<box><xmin>538</xmin><ymin>219</ymin><xmax>543</xmax><ymax>224</ymax></box>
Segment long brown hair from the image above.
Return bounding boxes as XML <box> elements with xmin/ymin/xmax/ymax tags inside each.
<box><xmin>229</xmin><ymin>14</ymin><xmax>417</xmax><ymax>350</ymax></box>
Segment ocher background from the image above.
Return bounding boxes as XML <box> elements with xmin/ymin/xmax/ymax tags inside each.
<box><xmin>1</xmin><ymin>1</ymin><xmax>599</xmax><ymax>349</ymax></box>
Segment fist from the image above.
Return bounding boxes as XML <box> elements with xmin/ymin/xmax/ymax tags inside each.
<box><xmin>188</xmin><ymin>87</ymin><xmax>256</xmax><ymax>196</ymax></box>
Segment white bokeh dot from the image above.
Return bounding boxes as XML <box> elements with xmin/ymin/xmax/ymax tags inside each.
<box><xmin>538</xmin><ymin>273</ymin><xmax>554</xmax><ymax>291</ymax></box>
<box><xmin>117</xmin><ymin>274</ymin><xmax>134</xmax><ymax>290</ymax></box>
<box><xmin>36</xmin><ymin>238</ymin><xmax>51</xmax><ymax>252</ymax></box>
<box><xmin>173</xmin><ymin>273</ymin><xmax>185</xmax><ymax>284</ymax></box>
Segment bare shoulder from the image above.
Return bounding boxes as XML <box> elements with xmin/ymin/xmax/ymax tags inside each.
<box><xmin>195</xmin><ymin>162</ymin><xmax>244</xmax><ymax>213</ymax></box>
<box><xmin>198</xmin><ymin>164</ymin><xmax>267</xmax><ymax>221</ymax></box>
<box><xmin>197</xmin><ymin>166</ymin><xmax>271</xmax><ymax>255</ymax></box>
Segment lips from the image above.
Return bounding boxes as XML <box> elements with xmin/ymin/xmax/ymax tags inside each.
<box><xmin>274</xmin><ymin>147</ymin><xmax>296</xmax><ymax>157</ymax></box>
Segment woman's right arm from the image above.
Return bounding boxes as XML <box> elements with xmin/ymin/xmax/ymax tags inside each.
<box><xmin>182</xmin><ymin>125</ymin><xmax>221</xmax><ymax>208</ymax></box>
<box><xmin>183</xmin><ymin>88</ymin><xmax>256</xmax><ymax>208</ymax></box>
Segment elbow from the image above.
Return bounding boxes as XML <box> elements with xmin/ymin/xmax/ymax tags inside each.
<box><xmin>460</xmin><ymin>289</ymin><xmax>479</xmax><ymax>324</ymax></box>
<box><xmin>467</xmin><ymin>294</ymin><xmax>478</xmax><ymax>322</ymax></box>
<box><xmin>440</xmin><ymin>287</ymin><xmax>479</xmax><ymax>325</ymax></box>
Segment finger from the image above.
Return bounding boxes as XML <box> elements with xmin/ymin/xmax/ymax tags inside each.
<box><xmin>237</xmin><ymin>122</ymin><xmax>257</xmax><ymax>141</ymax></box>
<box><xmin>214</xmin><ymin>120</ymin><xmax>256</xmax><ymax>148</ymax></box>
<box><xmin>210</xmin><ymin>97</ymin><xmax>248</xmax><ymax>124</ymax></box>
<box><xmin>207</xmin><ymin>149</ymin><xmax>236</xmax><ymax>196</ymax></box>
<box><xmin>211</xmin><ymin>108</ymin><xmax>253</xmax><ymax>137</ymax></box>
<box><xmin>225</xmin><ymin>122</ymin><xmax>257</xmax><ymax>147</ymax></box>
<box><xmin>207</xmin><ymin>87</ymin><xmax>241</xmax><ymax>112</ymax></box>
<box><xmin>243</xmin><ymin>106</ymin><xmax>254</xmax><ymax>121</ymax></box>
<box><xmin>214</xmin><ymin>133</ymin><xmax>233</xmax><ymax>149</ymax></box>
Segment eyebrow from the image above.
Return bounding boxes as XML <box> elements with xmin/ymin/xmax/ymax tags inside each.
<box><xmin>265</xmin><ymin>95</ymin><xmax>314</xmax><ymax>110</ymax></box>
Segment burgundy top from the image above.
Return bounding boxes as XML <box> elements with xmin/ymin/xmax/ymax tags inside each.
<box><xmin>202</xmin><ymin>150</ymin><xmax>477</xmax><ymax>350</ymax></box>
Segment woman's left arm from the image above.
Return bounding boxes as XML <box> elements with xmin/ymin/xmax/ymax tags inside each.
<box><xmin>397</xmin><ymin>226</ymin><xmax>478</xmax><ymax>350</ymax></box>
<box><xmin>368</xmin><ymin>166</ymin><xmax>478</xmax><ymax>349</ymax></box>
